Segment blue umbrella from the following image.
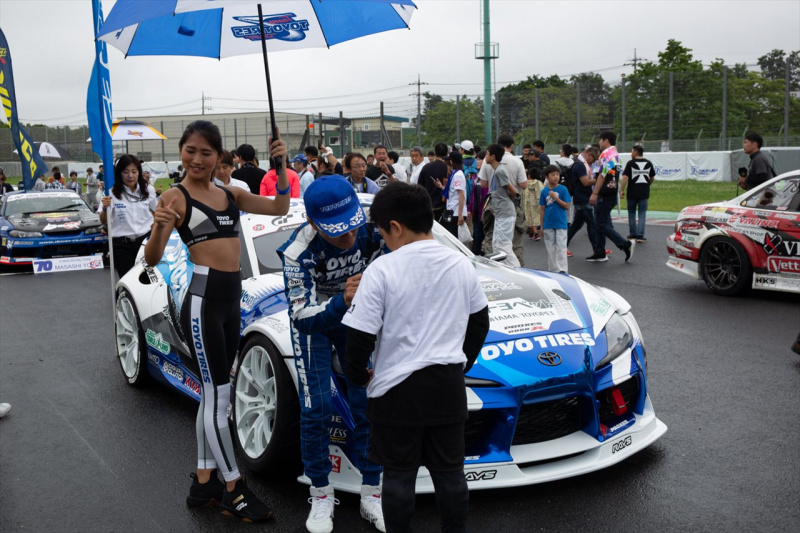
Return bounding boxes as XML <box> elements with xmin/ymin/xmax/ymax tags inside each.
<box><xmin>97</xmin><ymin>0</ymin><xmax>417</xmax><ymax>166</ymax></box>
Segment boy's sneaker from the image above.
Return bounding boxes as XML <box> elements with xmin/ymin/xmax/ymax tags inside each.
<box><xmin>306</xmin><ymin>485</ymin><xmax>338</xmax><ymax>533</ymax></box>
<box><xmin>636</xmin><ymin>237</ymin><xmax>647</xmax><ymax>243</ymax></box>
<box><xmin>625</xmin><ymin>240</ymin><xmax>636</xmax><ymax>262</ymax></box>
<box><xmin>566</xmin><ymin>250</ymin><xmax>574</xmax><ymax>258</ymax></box>
<box><xmin>0</xmin><ymin>403</ymin><xmax>11</xmax><ymax>418</ymax></box>
<box><xmin>360</xmin><ymin>485</ymin><xmax>386</xmax><ymax>532</ymax></box>
<box><xmin>221</xmin><ymin>478</ymin><xmax>275</xmax><ymax>523</ymax></box>
<box><xmin>586</xmin><ymin>253</ymin><xmax>608</xmax><ymax>262</ymax></box>
<box><xmin>186</xmin><ymin>472</ymin><xmax>224</xmax><ymax>508</ymax></box>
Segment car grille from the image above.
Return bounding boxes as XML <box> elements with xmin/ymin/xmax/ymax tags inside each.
<box><xmin>597</xmin><ymin>376</ymin><xmax>640</xmax><ymax>424</ymax></box>
<box><xmin>512</xmin><ymin>396</ymin><xmax>585</xmax><ymax>446</ymax></box>
<box><xmin>463</xmin><ymin>409</ymin><xmax>494</xmax><ymax>456</ymax></box>
<box><xmin>43</xmin><ymin>230</ymin><xmax>83</xmax><ymax>237</ymax></box>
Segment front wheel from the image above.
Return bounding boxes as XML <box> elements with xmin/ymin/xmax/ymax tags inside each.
<box><xmin>232</xmin><ymin>334</ymin><xmax>299</xmax><ymax>473</ymax></box>
<box><xmin>115</xmin><ymin>289</ymin><xmax>150</xmax><ymax>386</ymax></box>
<box><xmin>700</xmin><ymin>236</ymin><xmax>752</xmax><ymax>296</ymax></box>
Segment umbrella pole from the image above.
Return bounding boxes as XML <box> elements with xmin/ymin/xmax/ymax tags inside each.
<box><xmin>257</xmin><ymin>4</ymin><xmax>282</xmax><ymax>172</ymax></box>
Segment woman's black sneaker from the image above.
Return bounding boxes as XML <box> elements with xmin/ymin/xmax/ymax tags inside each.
<box><xmin>221</xmin><ymin>478</ymin><xmax>275</xmax><ymax>523</ymax></box>
<box><xmin>186</xmin><ymin>472</ymin><xmax>224</xmax><ymax>508</ymax></box>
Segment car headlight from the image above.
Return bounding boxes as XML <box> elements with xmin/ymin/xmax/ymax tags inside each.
<box><xmin>464</xmin><ymin>375</ymin><xmax>502</xmax><ymax>388</ymax></box>
<box><xmin>9</xmin><ymin>230</ymin><xmax>43</xmax><ymax>238</ymax></box>
<box><xmin>596</xmin><ymin>313</ymin><xmax>633</xmax><ymax>368</ymax></box>
<box><xmin>84</xmin><ymin>226</ymin><xmax>102</xmax><ymax>235</ymax></box>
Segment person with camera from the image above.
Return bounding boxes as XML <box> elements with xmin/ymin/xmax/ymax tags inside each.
<box><xmin>737</xmin><ymin>132</ymin><xmax>776</xmax><ymax>191</ymax></box>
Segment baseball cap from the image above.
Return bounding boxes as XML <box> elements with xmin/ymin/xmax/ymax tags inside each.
<box><xmin>290</xmin><ymin>153</ymin><xmax>308</xmax><ymax>164</ymax></box>
<box><xmin>304</xmin><ymin>175</ymin><xmax>366</xmax><ymax>237</ymax></box>
<box><xmin>446</xmin><ymin>151</ymin><xmax>463</xmax><ymax>165</ymax></box>
<box><xmin>460</xmin><ymin>140</ymin><xmax>474</xmax><ymax>152</ymax></box>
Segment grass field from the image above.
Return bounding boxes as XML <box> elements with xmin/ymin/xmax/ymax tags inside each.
<box><xmin>3</xmin><ymin>176</ymin><xmax>744</xmax><ymax>213</ymax></box>
<box><xmin>647</xmin><ymin>180</ymin><xmax>743</xmax><ymax>212</ymax></box>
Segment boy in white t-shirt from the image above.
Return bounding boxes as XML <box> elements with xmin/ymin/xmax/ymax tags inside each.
<box><xmin>343</xmin><ymin>182</ymin><xmax>490</xmax><ymax>533</ymax></box>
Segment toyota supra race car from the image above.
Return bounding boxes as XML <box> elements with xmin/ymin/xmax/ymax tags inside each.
<box><xmin>114</xmin><ymin>196</ymin><xmax>667</xmax><ymax>493</ymax></box>
<box><xmin>667</xmin><ymin>171</ymin><xmax>800</xmax><ymax>295</ymax></box>
<box><xmin>0</xmin><ymin>190</ymin><xmax>107</xmax><ymax>266</ymax></box>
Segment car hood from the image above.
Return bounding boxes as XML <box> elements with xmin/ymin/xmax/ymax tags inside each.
<box><xmin>6</xmin><ymin>211</ymin><xmax>102</xmax><ymax>233</ymax></box>
<box><xmin>468</xmin><ymin>258</ymin><xmax>628</xmax><ymax>388</ymax></box>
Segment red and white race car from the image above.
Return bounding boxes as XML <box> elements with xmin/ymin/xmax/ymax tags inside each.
<box><xmin>666</xmin><ymin>171</ymin><xmax>800</xmax><ymax>295</ymax></box>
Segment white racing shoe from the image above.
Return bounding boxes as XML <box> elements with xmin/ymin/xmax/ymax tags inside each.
<box><xmin>360</xmin><ymin>485</ymin><xmax>386</xmax><ymax>532</ymax></box>
<box><xmin>306</xmin><ymin>485</ymin><xmax>338</xmax><ymax>533</ymax></box>
<box><xmin>0</xmin><ymin>403</ymin><xmax>11</xmax><ymax>419</ymax></box>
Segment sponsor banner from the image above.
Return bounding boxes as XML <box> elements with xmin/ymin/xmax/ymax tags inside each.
<box><xmin>766</xmin><ymin>256</ymin><xmax>800</xmax><ymax>274</ymax></box>
<box><xmin>686</xmin><ymin>152</ymin><xmax>730</xmax><ymax>182</ymax></box>
<box><xmin>32</xmin><ymin>254</ymin><xmax>104</xmax><ymax>274</ymax></box>
<box><xmin>619</xmin><ymin>152</ymin><xmax>730</xmax><ymax>182</ymax></box>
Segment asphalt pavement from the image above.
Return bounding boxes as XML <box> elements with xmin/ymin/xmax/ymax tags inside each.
<box><xmin>1</xmin><ymin>224</ymin><xmax>798</xmax><ymax>532</ymax></box>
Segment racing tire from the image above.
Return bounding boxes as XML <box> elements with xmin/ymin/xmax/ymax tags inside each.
<box><xmin>699</xmin><ymin>236</ymin><xmax>752</xmax><ymax>296</ymax></box>
<box><xmin>114</xmin><ymin>288</ymin><xmax>151</xmax><ymax>387</ymax></box>
<box><xmin>232</xmin><ymin>334</ymin><xmax>300</xmax><ymax>474</ymax></box>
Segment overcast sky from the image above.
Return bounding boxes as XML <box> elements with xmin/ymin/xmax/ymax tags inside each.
<box><xmin>1</xmin><ymin>0</ymin><xmax>798</xmax><ymax>126</ymax></box>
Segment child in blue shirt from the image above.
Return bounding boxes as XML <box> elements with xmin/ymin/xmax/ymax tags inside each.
<box><xmin>539</xmin><ymin>165</ymin><xmax>572</xmax><ymax>273</ymax></box>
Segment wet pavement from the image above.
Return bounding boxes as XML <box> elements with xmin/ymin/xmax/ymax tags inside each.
<box><xmin>1</xmin><ymin>224</ymin><xmax>798</xmax><ymax>532</ymax></box>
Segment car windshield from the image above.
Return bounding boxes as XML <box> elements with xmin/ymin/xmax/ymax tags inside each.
<box><xmin>3</xmin><ymin>194</ymin><xmax>89</xmax><ymax>217</ymax></box>
<box><xmin>253</xmin><ymin>227</ymin><xmax>301</xmax><ymax>275</ymax></box>
<box><xmin>742</xmin><ymin>177</ymin><xmax>800</xmax><ymax>211</ymax></box>
<box><xmin>252</xmin><ymin>220</ymin><xmax>472</xmax><ymax>276</ymax></box>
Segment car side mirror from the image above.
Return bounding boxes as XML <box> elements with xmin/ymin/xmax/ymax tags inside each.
<box><xmin>487</xmin><ymin>251</ymin><xmax>507</xmax><ymax>263</ymax></box>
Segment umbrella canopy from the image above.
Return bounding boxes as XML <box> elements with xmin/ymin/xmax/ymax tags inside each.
<box><xmin>86</xmin><ymin>120</ymin><xmax>167</xmax><ymax>142</ymax></box>
<box><xmin>98</xmin><ymin>0</ymin><xmax>416</xmax><ymax>57</ymax></box>
<box><xmin>13</xmin><ymin>141</ymin><xmax>71</xmax><ymax>160</ymax></box>
<box><xmin>111</xmin><ymin>120</ymin><xmax>168</xmax><ymax>141</ymax></box>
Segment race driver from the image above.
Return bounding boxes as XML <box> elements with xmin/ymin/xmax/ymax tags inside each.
<box><xmin>277</xmin><ymin>176</ymin><xmax>385</xmax><ymax>533</ymax></box>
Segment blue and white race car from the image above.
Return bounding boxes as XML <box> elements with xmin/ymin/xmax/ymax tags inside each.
<box><xmin>0</xmin><ymin>190</ymin><xmax>107</xmax><ymax>265</ymax></box>
<box><xmin>114</xmin><ymin>197</ymin><xmax>667</xmax><ymax>493</ymax></box>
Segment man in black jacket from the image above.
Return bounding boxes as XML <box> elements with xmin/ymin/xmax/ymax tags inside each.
<box><xmin>738</xmin><ymin>132</ymin><xmax>775</xmax><ymax>190</ymax></box>
<box><xmin>417</xmin><ymin>142</ymin><xmax>449</xmax><ymax>221</ymax></box>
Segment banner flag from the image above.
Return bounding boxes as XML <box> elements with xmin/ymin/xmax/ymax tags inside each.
<box><xmin>86</xmin><ymin>0</ymin><xmax>115</xmax><ymax>194</ymax></box>
<box><xmin>0</xmin><ymin>28</ymin><xmax>49</xmax><ymax>190</ymax></box>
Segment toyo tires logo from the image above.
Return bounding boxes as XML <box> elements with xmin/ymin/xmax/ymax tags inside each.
<box><xmin>231</xmin><ymin>14</ymin><xmax>309</xmax><ymax>42</ymax></box>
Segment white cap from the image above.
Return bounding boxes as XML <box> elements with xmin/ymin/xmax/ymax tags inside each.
<box><xmin>461</xmin><ymin>140</ymin><xmax>474</xmax><ymax>151</ymax></box>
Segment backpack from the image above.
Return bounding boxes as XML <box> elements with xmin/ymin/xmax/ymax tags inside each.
<box><xmin>463</xmin><ymin>157</ymin><xmax>478</xmax><ymax>211</ymax></box>
<box><xmin>557</xmin><ymin>163</ymin><xmax>574</xmax><ymax>195</ymax></box>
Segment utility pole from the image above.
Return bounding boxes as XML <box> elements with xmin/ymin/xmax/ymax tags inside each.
<box><xmin>476</xmin><ymin>0</ymin><xmax>498</xmax><ymax>145</ymax></box>
<box><xmin>202</xmin><ymin>92</ymin><xmax>212</xmax><ymax>115</ymax></box>
<box><xmin>624</xmin><ymin>48</ymin><xmax>648</xmax><ymax>72</ymax></box>
<box><xmin>410</xmin><ymin>75</ymin><xmax>427</xmax><ymax>146</ymax></box>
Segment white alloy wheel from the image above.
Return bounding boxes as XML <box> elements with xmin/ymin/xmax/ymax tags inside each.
<box><xmin>115</xmin><ymin>289</ymin><xmax>149</xmax><ymax>386</ymax></box>
<box><xmin>235</xmin><ymin>344</ymin><xmax>278</xmax><ymax>460</ymax></box>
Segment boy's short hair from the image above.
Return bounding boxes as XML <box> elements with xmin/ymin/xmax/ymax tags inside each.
<box><xmin>599</xmin><ymin>131</ymin><xmax>617</xmax><ymax>146</ymax></box>
<box><xmin>544</xmin><ymin>164</ymin><xmax>560</xmax><ymax>176</ymax></box>
<box><xmin>486</xmin><ymin>144</ymin><xmax>505</xmax><ymax>161</ymax></box>
<box><xmin>370</xmin><ymin>182</ymin><xmax>433</xmax><ymax>235</ymax></box>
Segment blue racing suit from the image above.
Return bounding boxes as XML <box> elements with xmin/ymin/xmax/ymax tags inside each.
<box><xmin>277</xmin><ymin>222</ymin><xmax>383</xmax><ymax>488</ymax></box>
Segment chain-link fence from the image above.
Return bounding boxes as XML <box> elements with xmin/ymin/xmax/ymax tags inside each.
<box><xmin>496</xmin><ymin>66</ymin><xmax>799</xmax><ymax>154</ymax></box>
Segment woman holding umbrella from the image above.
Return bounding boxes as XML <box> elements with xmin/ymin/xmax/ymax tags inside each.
<box><xmin>144</xmin><ymin>120</ymin><xmax>290</xmax><ymax>523</ymax></box>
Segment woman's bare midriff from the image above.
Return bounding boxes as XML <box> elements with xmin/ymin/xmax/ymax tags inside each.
<box><xmin>188</xmin><ymin>237</ymin><xmax>241</xmax><ymax>272</ymax></box>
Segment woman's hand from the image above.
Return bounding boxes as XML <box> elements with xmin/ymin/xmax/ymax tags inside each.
<box><xmin>101</xmin><ymin>196</ymin><xmax>111</xmax><ymax>209</ymax></box>
<box><xmin>268</xmin><ymin>128</ymin><xmax>287</xmax><ymax>161</ymax></box>
<box><xmin>153</xmin><ymin>197</ymin><xmax>180</xmax><ymax>229</ymax></box>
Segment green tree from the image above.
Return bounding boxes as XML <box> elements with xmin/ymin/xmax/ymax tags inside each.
<box><xmin>757</xmin><ymin>49</ymin><xmax>800</xmax><ymax>90</ymax></box>
<box><xmin>420</xmin><ymin>96</ymin><xmax>485</xmax><ymax>148</ymax></box>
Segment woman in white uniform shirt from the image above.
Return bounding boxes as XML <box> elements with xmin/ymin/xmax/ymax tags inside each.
<box><xmin>99</xmin><ymin>155</ymin><xmax>157</xmax><ymax>277</ymax></box>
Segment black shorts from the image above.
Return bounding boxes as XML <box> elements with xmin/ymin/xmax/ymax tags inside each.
<box><xmin>369</xmin><ymin>421</ymin><xmax>465</xmax><ymax>473</ymax></box>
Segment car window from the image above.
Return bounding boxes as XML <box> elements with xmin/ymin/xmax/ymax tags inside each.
<box><xmin>3</xmin><ymin>194</ymin><xmax>88</xmax><ymax>217</ymax></box>
<box><xmin>742</xmin><ymin>177</ymin><xmax>800</xmax><ymax>212</ymax></box>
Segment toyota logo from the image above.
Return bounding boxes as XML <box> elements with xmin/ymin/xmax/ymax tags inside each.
<box><xmin>537</xmin><ymin>352</ymin><xmax>562</xmax><ymax>366</ymax></box>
